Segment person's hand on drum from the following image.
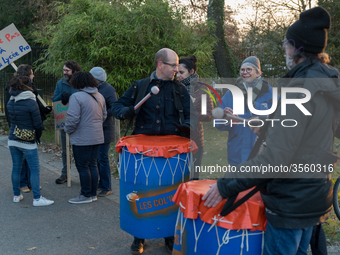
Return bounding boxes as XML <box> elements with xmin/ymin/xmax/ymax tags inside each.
<box><xmin>202</xmin><ymin>183</ymin><xmax>223</xmax><ymax>208</ymax></box>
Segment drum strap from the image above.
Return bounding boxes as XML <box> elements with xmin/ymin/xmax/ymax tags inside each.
<box><xmin>220</xmin><ymin>181</ymin><xmax>268</xmax><ymax>217</ymax></box>
<box><xmin>124</xmin><ymin>78</ymin><xmax>151</xmax><ymax>136</ymax></box>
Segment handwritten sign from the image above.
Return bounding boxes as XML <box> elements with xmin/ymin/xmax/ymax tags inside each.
<box><xmin>53</xmin><ymin>100</ymin><xmax>68</xmax><ymax>130</ymax></box>
<box><xmin>0</xmin><ymin>23</ymin><xmax>31</xmax><ymax>71</ymax></box>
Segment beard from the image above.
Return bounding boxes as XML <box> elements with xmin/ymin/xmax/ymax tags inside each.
<box><xmin>286</xmin><ymin>54</ymin><xmax>294</xmax><ymax>70</ymax></box>
<box><xmin>64</xmin><ymin>74</ymin><xmax>72</xmax><ymax>81</ymax></box>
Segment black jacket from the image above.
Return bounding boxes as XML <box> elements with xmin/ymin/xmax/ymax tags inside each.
<box><xmin>98</xmin><ymin>81</ymin><xmax>117</xmax><ymax>143</ymax></box>
<box><xmin>113</xmin><ymin>71</ymin><xmax>198</xmax><ymax>137</ymax></box>
<box><xmin>217</xmin><ymin>60</ymin><xmax>340</xmax><ymax>228</ymax></box>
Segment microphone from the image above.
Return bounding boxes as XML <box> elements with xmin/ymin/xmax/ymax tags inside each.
<box><xmin>134</xmin><ymin>86</ymin><xmax>160</xmax><ymax>110</ymax></box>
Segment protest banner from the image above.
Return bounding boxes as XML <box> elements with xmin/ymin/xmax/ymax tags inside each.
<box><xmin>53</xmin><ymin>100</ymin><xmax>72</xmax><ymax>187</ymax></box>
<box><xmin>0</xmin><ymin>23</ymin><xmax>31</xmax><ymax>71</ymax></box>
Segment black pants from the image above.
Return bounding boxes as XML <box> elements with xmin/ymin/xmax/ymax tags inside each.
<box><xmin>310</xmin><ymin>225</ymin><xmax>327</xmax><ymax>255</ymax></box>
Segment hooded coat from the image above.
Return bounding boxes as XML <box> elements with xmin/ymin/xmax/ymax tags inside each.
<box><xmin>64</xmin><ymin>87</ymin><xmax>107</xmax><ymax>146</ymax></box>
<box><xmin>217</xmin><ymin>60</ymin><xmax>340</xmax><ymax>228</ymax></box>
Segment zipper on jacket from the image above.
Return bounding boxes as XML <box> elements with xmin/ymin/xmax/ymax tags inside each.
<box><xmin>228</xmin><ymin>133</ymin><xmax>238</xmax><ymax>142</ymax></box>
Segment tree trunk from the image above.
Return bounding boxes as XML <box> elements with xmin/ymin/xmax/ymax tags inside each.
<box><xmin>207</xmin><ymin>0</ymin><xmax>234</xmax><ymax>78</ymax></box>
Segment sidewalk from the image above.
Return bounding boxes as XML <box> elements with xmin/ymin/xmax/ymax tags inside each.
<box><xmin>1</xmin><ymin>134</ymin><xmax>339</xmax><ymax>255</ymax></box>
<box><xmin>0</xmin><ymin>135</ymin><xmax>169</xmax><ymax>255</ymax></box>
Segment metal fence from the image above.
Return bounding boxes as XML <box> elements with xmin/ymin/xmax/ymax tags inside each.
<box><xmin>0</xmin><ymin>46</ymin><xmax>60</xmax><ymax>113</ymax></box>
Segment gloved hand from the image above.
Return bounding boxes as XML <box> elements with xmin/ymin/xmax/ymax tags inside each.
<box><xmin>36</xmin><ymin>129</ymin><xmax>42</xmax><ymax>144</ymax></box>
<box><xmin>123</xmin><ymin>106</ymin><xmax>135</xmax><ymax>120</ymax></box>
<box><xmin>61</xmin><ymin>92</ymin><xmax>71</xmax><ymax>105</ymax></box>
<box><xmin>173</xmin><ymin>122</ymin><xmax>191</xmax><ymax>134</ymax></box>
<box><xmin>224</xmin><ymin>107</ymin><xmax>240</xmax><ymax>125</ymax></box>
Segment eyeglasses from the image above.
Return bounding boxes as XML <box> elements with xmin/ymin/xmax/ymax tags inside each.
<box><xmin>162</xmin><ymin>61</ymin><xmax>179</xmax><ymax>69</ymax></box>
<box><xmin>240</xmin><ymin>68</ymin><xmax>255</xmax><ymax>73</ymax></box>
<box><xmin>63</xmin><ymin>69</ymin><xmax>72</xmax><ymax>73</ymax></box>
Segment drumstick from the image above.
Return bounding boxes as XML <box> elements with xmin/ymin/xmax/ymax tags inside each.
<box><xmin>134</xmin><ymin>86</ymin><xmax>160</xmax><ymax>111</ymax></box>
<box><xmin>212</xmin><ymin>107</ymin><xmax>262</xmax><ymax>126</ymax></box>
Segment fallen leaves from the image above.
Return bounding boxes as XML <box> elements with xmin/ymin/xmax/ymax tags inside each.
<box><xmin>26</xmin><ymin>247</ymin><xmax>37</xmax><ymax>251</ymax></box>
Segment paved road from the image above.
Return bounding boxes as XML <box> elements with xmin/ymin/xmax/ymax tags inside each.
<box><xmin>0</xmin><ymin>135</ymin><xmax>169</xmax><ymax>255</ymax></box>
<box><xmin>0</xmin><ymin>134</ymin><xmax>339</xmax><ymax>255</ymax></box>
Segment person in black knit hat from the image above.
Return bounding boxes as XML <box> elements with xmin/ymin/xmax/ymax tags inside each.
<box><xmin>203</xmin><ymin>6</ymin><xmax>339</xmax><ymax>255</ymax></box>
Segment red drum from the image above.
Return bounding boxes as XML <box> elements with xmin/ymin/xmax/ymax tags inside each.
<box><xmin>172</xmin><ymin>180</ymin><xmax>266</xmax><ymax>255</ymax></box>
<box><xmin>116</xmin><ymin>134</ymin><xmax>197</xmax><ymax>239</ymax></box>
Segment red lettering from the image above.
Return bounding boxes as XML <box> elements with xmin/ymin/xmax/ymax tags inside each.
<box><xmin>147</xmin><ymin>201</ymin><xmax>152</xmax><ymax>208</ymax></box>
<box><xmin>55</xmin><ymin>113</ymin><xmax>65</xmax><ymax>121</ymax></box>
<box><xmin>0</xmin><ymin>39</ymin><xmax>3</xmax><ymax>43</ymax></box>
<box><xmin>14</xmin><ymin>32</ymin><xmax>20</xmax><ymax>37</ymax></box>
<box><xmin>142</xmin><ymin>202</ymin><xmax>148</xmax><ymax>209</ymax></box>
<box><xmin>139</xmin><ymin>202</ymin><xmax>144</xmax><ymax>210</ymax></box>
<box><xmin>158</xmin><ymin>198</ymin><xmax>163</xmax><ymax>206</ymax></box>
<box><xmin>5</xmin><ymin>34</ymin><xmax>10</xmax><ymax>42</ymax></box>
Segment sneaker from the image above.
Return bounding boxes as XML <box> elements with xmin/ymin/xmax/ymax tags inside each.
<box><xmin>97</xmin><ymin>187</ymin><xmax>102</xmax><ymax>191</ymax></box>
<box><xmin>69</xmin><ymin>195</ymin><xmax>92</xmax><ymax>204</ymax></box>
<box><xmin>98</xmin><ymin>190</ymin><xmax>112</xmax><ymax>197</ymax></box>
<box><xmin>13</xmin><ymin>194</ymin><xmax>23</xmax><ymax>203</ymax></box>
<box><xmin>55</xmin><ymin>175</ymin><xmax>67</xmax><ymax>184</ymax></box>
<box><xmin>20</xmin><ymin>186</ymin><xmax>31</xmax><ymax>193</ymax></box>
<box><xmin>92</xmin><ymin>196</ymin><xmax>97</xmax><ymax>202</ymax></box>
<box><xmin>164</xmin><ymin>238</ymin><xmax>174</xmax><ymax>254</ymax></box>
<box><xmin>33</xmin><ymin>196</ymin><xmax>54</xmax><ymax>206</ymax></box>
<box><xmin>131</xmin><ymin>237</ymin><xmax>145</xmax><ymax>254</ymax></box>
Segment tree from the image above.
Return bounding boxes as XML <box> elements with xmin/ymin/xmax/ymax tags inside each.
<box><xmin>34</xmin><ymin>0</ymin><xmax>217</xmax><ymax>96</ymax></box>
<box><xmin>319</xmin><ymin>0</ymin><xmax>340</xmax><ymax>68</ymax></box>
<box><xmin>0</xmin><ymin>0</ymin><xmax>70</xmax><ymax>45</ymax></box>
<box><xmin>207</xmin><ymin>0</ymin><xmax>236</xmax><ymax>78</ymax></box>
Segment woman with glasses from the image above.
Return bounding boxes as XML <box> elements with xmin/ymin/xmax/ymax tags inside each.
<box><xmin>177</xmin><ymin>55</ymin><xmax>214</xmax><ymax>179</ymax></box>
<box><xmin>215</xmin><ymin>56</ymin><xmax>276</xmax><ymax>166</ymax></box>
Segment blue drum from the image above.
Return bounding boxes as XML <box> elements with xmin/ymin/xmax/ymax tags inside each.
<box><xmin>116</xmin><ymin>135</ymin><xmax>195</xmax><ymax>239</ymax></box>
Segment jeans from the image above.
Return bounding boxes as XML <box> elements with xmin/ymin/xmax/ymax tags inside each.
<box><xmin>264</xmin><ymin>221</ymin><xmax>313</xmax><ymax>255</ymax></box>
<box><xmin>60</xmin><ymin>129</ymin><xmax>67</xmax><ymax>176</ymax></box>
<box><xmin>97</xmin><ymin>143</ymin><xmax>112</xmax><ymax>191</ymax></box>
<box><xmin>73</xmin><ymin>145</ymin><xmax>100</xmax><ymax>197</ymax></box>
<box><xmin>10</xmin><ymin>146</ymin><xmax>41</xmax><ymax>199</ymax></box>
<box><xmin>20</xmin><ymin>158</ymin><xmax>31</xmax><ymax>188</ymax></box>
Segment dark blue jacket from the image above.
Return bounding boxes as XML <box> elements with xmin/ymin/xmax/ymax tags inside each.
<box><xmin>7</xmin><ymin>90</ymin><xmax>43</xmax><ymax>143</ymax></box>
<box><xmin>98</xmin><ymin>82</ymin><xmax>117</xmax><ymax>143</ymax></box>
<box><xmin>52</xmin><ymin>78</ymin><xmax>77</xmax><ymax>102</ymax></box>
<box><xmin>113</xmin><ymin>72</ymin><xmax>197</xmax><ymax>137</ymax></box>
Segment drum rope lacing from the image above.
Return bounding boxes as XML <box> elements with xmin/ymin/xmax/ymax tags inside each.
<box><xmin>121</xmin><ymin>147</ymin><xmax>192</xmax><ymax>186</ymax></box>
<box><xmin>176</xmin><ymin>207</ymin><xmax>265</xmax><ymax>255</ymax></box>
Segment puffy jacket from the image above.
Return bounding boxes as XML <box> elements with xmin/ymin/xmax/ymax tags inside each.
<box><xmin>64</xmin><ymin>87</ymin><xmax>107</xmax><ymax>146</ymax></box>
<box><xmin>217</xmin><ymin>60</ymin><xmax>340</xmax><ymax>227</ymax></box>
<box><xmin>7</xmin><ymin>90</ymin><xmax>43</xmax><ymax>143</ymax></box>
<box><xmin>98</xmin><ymin>82</ymin><xmax>117</xmax><ymax>144</ymax></box>
<box><xmin>113</xmin><ymin>71</ymin><xmax>198</xmax><ymax>138</ymax></box>
<box><xmin>216</xmin><ymin>80</ymin><xmax>276</xmax><ymax>165</ymax></box>
<box><xmin>52</xmin><ymin>78</ymin><xmax>77</xmax><ymax>102</ymax></box>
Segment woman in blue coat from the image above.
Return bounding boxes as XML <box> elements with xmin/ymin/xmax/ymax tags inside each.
<box><xmin>7</xmin><ymin>76</ymin><xmax>54</xmax><ymax>206</ymax></box>
<box><xmin>215</xmin><ymin>56</ymin><xmax>276</xmax><ymax>166</ymax></box>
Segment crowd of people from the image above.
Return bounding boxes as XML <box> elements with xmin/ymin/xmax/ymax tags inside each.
<box><xmin>5</xmin><ymin>5</ymin><xmax>340</xmax><ymax>255</ymax></box>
